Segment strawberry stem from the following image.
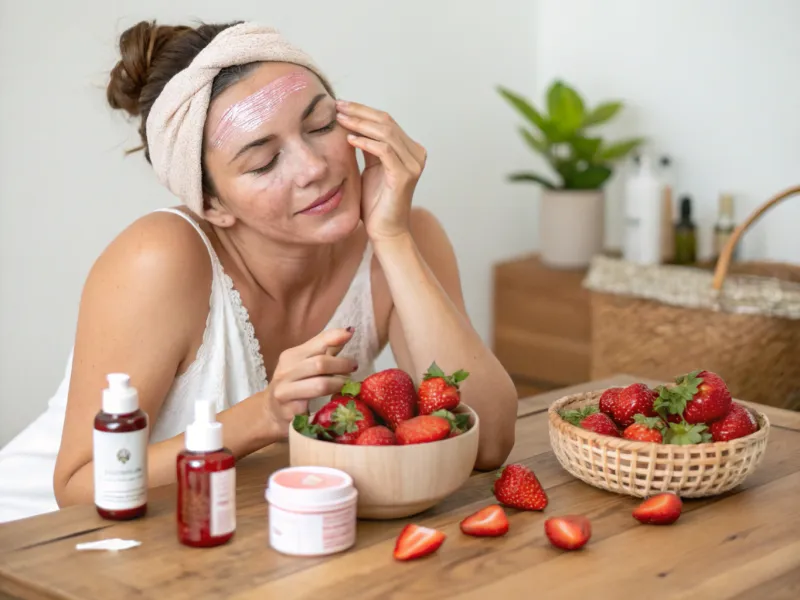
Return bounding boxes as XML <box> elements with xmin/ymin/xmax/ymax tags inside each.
<box><xmin>340</xmin><ymin>380</ymin><xmax>361</xmax><ymax>397</ymax></box>
<box><xmin>423</xmin><ymin>361</ymin><xmax>470</xmax><ymax>387</ymax></box>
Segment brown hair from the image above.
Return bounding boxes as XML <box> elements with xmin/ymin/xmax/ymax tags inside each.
<box><xmin>106</xmin><ymin>20</ymin><xmax>263</xmax><ymax>197</ymax></box>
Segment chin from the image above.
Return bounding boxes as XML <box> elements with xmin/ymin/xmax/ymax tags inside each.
<box><xmin>303</xmin><ymin>193</ymin><xmax>361</xmax><ymax>245</ymax></box>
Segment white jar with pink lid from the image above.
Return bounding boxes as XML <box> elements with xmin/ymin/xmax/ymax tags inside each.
<box><xmin>265</xmin><ymin>466</ymin><xmax>358</xmax><ymax>556</ymax></box>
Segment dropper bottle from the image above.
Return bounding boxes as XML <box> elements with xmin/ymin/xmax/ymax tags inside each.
<box><xmin>176</xmin><ymin>400</ymin><xmax>236</xmax><ymax>547</ymax></box>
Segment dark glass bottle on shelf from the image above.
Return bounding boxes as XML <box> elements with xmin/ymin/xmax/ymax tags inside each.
<box><xmin>673</xmin><ymin>196</ymin><xmax>697</xmax><ymax>265</ymax></box>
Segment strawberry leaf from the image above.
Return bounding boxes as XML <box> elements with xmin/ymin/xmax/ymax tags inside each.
<box><xmin>331</xmin><ymin>400</ymin><xmax>364</xmax><ymax>434</ymax></box>
<box><xmin>431</xmin><ymin>409</ymin><xmax>470</xmax><ymax>433</ymax></box>
<box><xmin>423</xmin><ymin>361</ymin><xmax>446</xmax><ymax>381</ymax></box>
<box><xmin>292</xmin><ymin>414</ymin><xmax>332</xmax><ymax>440</ymax></box>
<box><xmin>560</xmin><ymin>406</ymin><xmax>598</xmax><ymax>426</ymax></box>
<box><xmin>633</xmin><ymin>414</ymin><xmax>666</xmax><ymax>430</ymax></box>
<box><xmin>664</xmin><ymin>422</ymin><xmax>710</xmax><ymax>445</ymax></box>
<box><xmin>340</xmin><ymin>380</ymin><xmax>361</xmax><ymax>397</ymax></box>
<box><xmin>449</xmin><ymin>369</ymin><xmax>470</xmax><ymax>387</ymax></box>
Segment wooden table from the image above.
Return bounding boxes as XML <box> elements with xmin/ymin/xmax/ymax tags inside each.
<box><xmin>2</xmin><ymin>375</ymin><xmax>799</xmax><ymax>600</ymax></box>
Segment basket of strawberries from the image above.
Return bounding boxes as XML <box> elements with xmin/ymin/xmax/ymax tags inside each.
<box><xmin>548</xmin><ymin>370</ymin><xmax>770</xmax><ymax>498</ymax></box>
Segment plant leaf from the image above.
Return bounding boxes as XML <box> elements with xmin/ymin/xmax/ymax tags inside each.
<box><xmin>547</xmin><ymin>81</ymin><xmax>585</xmax><ymax>136</ymax></box>
<box><xmin>519</xmin><ymin>127</ymin><xmax>549</xmax><ymax>155</ymax></box>
<box><xmin>340</xmin><ymin>380</ymin><xmax>361</xmax><ymax>397</ymax></box>
<box><xmin>424</xmin><ymin>361</ymin><xmax>446</xmax><ymax>380</ymax></box>
<box><xmin>560</xmin><ymin>406</ymin><xmax>598</xmax><ymax>426</ymax></box>
<box><xmin>507</xmin><ymin>172</ymin><xmax>558</xmax><ymax>189</ymax></box>
<box><xmin>497</xmin><ymin>86</ymin><xmax>550</xmax><ymax>134</ymax></box>
<box><xmin>664</xmin><ymin>422</ymin><xmax>709</xmax><ymax>446</ymax></box>
<box><xmin>596</xmin><ymin>138</ymin><xmax>644</xmax><ymax>161</ymax></box>
<box><xmin>564</xmin><ymin>165</ymin><xmax>612</xmax><ymax>189</ymax></box>
<box><xmin>571</xmin><ymin>136</ymin><xmax>602</xmax><ymax>160</ymax></box>
<box><xmin>583</xmin><ymin>101</ymin><xmax>622</xmax><ymax>127</ymax></box>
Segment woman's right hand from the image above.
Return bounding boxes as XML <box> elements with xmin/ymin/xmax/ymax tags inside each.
<box><xmin>261</xmin><ymin>327</ymin><xmax>358</xmax><ymax>440</ymax></box>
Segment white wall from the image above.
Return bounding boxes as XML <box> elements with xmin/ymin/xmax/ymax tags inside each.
<box><xmin>0</xmin><ymin>1</ymin><xmax>538</xmax><ymax>445</ymax></box>
<box><xmin>531</xmin><ymin>0</ymin><xmax>800</xmax><ymax>261</ymax></box>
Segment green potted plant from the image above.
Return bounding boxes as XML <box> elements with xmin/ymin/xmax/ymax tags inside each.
<box><xmin>498</xmin><ymin>80</ymin><xmax>644</xmax><ymax>268</ymax></box>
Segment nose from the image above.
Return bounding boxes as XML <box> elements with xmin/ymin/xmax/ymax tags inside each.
<box><xmin>290</xmin><ymin>140</ymin><xmax>328</xmax><ymax>188</ymax></box>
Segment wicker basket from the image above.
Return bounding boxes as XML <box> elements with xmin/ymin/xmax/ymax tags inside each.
<box><xmin>584</xmin><ymin>185</ymin><xmax>800</xmax><ymax>411</ymax></box>
<box><xmin>548</xmin><ymin>389</ymin><xmax>770</xmax><ymax>498</ymax></box>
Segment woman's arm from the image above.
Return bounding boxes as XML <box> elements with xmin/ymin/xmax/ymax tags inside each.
<box><xmin>54</xmin><ymin>214</ymin><xmax>358</xmax><ymax>507</ymax></box>
<box><xmin>376</xmin><ymin>210</ymin><xmax>518</xmax><ymax>470</ymax></box>
<box><xmin>337</xmin><ymin>101</ymin><xmax>517</xmax><ymax>470</ymax></box>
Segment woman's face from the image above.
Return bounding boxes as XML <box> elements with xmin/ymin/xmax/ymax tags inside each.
<box><xmin>202</xmin><ymin>62</ymin><xmax>361</xmax><ymax>245</ymax></box>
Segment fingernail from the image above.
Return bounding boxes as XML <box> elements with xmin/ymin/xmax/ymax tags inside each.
<box><xmin>352</xmin><ymin>363</ymin><xmax>359</xmax><ymax>372</ymax></box>
<box><xmin>336</xmin><ymin>112</ymin><xmax>348</xmax><ymax>120</ymax></box>
<box><xmin>336</xmin><ymin>99</ymin><xmax>348</xmax><ymax>108</ymax></box>
<box><xmin>346</xmin><ymin>326</ymin><xmax>355</xmax><ymax>333</ymax></box>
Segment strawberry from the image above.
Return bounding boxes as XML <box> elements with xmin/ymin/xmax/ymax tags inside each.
<box><xmin>599</xmin><ymin>387</ymin><xmax>623</xmax><ymax>416</ymax></box>
<box><xmin>623</xmin><ymin>414</ymin><xmax>666</xmax><ymax>443</ymax></box>
<box><xmin>355</xmin><ymin>425</ymin><xmax>397</xmax><ymax>446</ymax></box>
<box><xmin>632</xmin><ymin>492</ymin><xmax>682</xmax><ymax>525</ymax></box>
<box><xmin>544</xmin><ymin>515</ymin><xmax>592</xmax><ymax>551</ymax></box>
<box><xmin>654</xmin><ymin>370</ymin><xmax>732</xmax><ymax>425</ymax></box>
<box><xmin>311</xmin><ymin>384</ymin><xmax>376</xmax><ymax>444</ymax></box>
<box><xmin>493</xmin><ymin>464</ymin><xmax>548</xmax><ymax>511</ymax></box>
<box><xmin>310</xmin><ymin>380</ymin><xmax>363</xmax><ymax>429</ymax></box>
<box><xmin>561</xmin><ymin>405</ymin><xmax>621</xmax><ymax>437</ymax></box>
<box><xmin>710</xmin><ymin>402</ymin><xmax>758</xmax><ymax>442</ymax></box>
<box><xmin>393</xmin><ymin>524</ymin><xmax>446</xmax><ymax>561</ymax></box>
<box><xmin>460</xmin><ymin>504</ymin><xmax>509</xmax><ymax>537</ymax></box>
<box><xmin>418</xmin><ymin>362</ymin><xmax>469</xmax><ymax>415</ymax></box>
<box><xmin>360</xmin><ymin>368</ymin><xmax>418</xmax><ymax>429</ymax></box>
<box><xmin>612</xmin><ymin>383</ymin><xmax>658</xmax><ymax>428</ymax></box>
<box><xmin>431</xmin><ymin>409</ymin><xmax>472</xmax><ymax>437</ymax></box>
<box><xmin>395</xmin><ymin>415</ymin><xmax>451</xmax><ymax>445</ymax></box>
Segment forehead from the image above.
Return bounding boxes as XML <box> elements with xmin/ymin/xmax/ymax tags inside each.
<box><xmin>206</xmin><ymin>62</ymin><xmax>326</xmax><ymax>129</ymax></box>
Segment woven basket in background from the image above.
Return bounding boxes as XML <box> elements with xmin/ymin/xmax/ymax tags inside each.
<box><xmin>584</xmin><ymin>185</ymin><xmax>800</xmax><ymax>410</ymax></box>
<box><xmin>548</xmin><ymin>390</ymin><xmax>770</xmax><ymax>498</ymax></box>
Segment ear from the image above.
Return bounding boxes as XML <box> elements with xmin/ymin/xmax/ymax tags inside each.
<box><xmin>202</xmin><ymin>194</ymin><xmax>237</xmax><ymax>228</ymax></box>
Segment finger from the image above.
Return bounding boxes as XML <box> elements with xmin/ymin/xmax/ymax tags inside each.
<box><xmin>286</xmin><ymin>327</ymin><xmax>355</xmax><ymax>361</ymax></box>
<box><xmin>347</xmin><ymin>135</ymin><xmax>405</xmax><ymax>173</ymax></box>
<box><xmin>287</xmin><ymin>354</ymin><xmax>358</xmax><ymax>382</ymax></box>
<box><xmin>337</xmin><ymin>112</ymin><xmax>419</xmax><ymax>173</ymax></box>
<box><xmin>279</xmin><ymin>376</ymin><xmax>351</xmax><ymax>404</ymax></box>
<box><xmin>337</xmin><ymin>100</ymin><xmax>426</xmax><ymax>166</ymax></box>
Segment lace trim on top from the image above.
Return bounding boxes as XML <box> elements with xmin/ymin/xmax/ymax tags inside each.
<box><xmin>220</xmin><ymin>272</ymin><xmax>268</xmax><ymax>390</ymax></box>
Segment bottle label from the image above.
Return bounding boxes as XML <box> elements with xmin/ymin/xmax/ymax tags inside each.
<box><xmin>93</xmin><ymin>428</ymin><xmax>148</xmax><ymax>510</ymax></box>
<box><xmin>210</xmin><ymin>468</ymin><xmax>236</xmax><ymax>537</ymax></box>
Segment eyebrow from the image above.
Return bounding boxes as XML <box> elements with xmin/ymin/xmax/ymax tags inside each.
<box><xmin>228</xmin><ymin>93</ymin><xmax>329</xmax><ymax>164</ymax></box>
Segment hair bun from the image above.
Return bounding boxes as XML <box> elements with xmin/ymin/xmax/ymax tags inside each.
<box><xmin>107</xmin><ymin>20</ymin><xmax>191</xmax><ymax>117</ymax></box>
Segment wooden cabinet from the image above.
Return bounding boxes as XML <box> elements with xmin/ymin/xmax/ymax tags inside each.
<box><xmin>492</xmin><ymin>254</ymin><xmax>591</xmax><ymax>395</ymax></box>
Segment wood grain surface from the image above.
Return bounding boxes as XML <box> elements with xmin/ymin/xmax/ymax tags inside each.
<box><xmin>1</xmin><ymin>375</ymin><xmax>798</xmax><ymax>600</ymax></box>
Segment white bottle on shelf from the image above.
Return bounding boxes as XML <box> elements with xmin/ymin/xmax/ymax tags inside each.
<box><xmin>623</xmin><ymin>154</ymin><xmax>663</xmax><ymax>265</ymax></box>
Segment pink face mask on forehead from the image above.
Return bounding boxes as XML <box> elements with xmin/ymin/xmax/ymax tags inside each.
<box><xmin>210</xmin><ymin>71</ymin><xmax>312</xmax><ymax>151</ymax></box>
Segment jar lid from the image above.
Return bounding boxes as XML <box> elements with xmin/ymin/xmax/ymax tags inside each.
<box><xmin>266</xmin><ymin>466</ymin><xmax>355</xmax><ymax>508</ymax></box>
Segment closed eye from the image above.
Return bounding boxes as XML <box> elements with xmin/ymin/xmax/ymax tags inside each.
<box><xmin>310</xmin><ymin>119</ymin><xmax>337</xmax><ymax>134</ymax></box>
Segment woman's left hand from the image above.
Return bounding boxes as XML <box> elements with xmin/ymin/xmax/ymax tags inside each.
<box><xmin>336</xmin><ymin>100</ymin><xmax>426</xmax><ymax>243</ymax></box>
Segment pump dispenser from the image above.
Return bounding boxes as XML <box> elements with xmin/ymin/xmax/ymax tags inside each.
<box><xmin>176</xmin><ymin>400</ymin><xmax>236</xmax><ymax>547</ymax></box>
<box><xmin>93</xmin><ymin>373</ymin><xmax>149</xmax><ymax>520</ymax></box>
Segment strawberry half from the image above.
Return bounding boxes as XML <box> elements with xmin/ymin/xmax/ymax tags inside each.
<box><xmin>460</xmin><ymin>504</ymin><xmax>509</xmax><ymax>537</ymax></box>
<box><xmin>493</xmin><ymin>464</ymin><xmax>548</xmax><ymax>511</ymax></box>
<box><xmin>710</xmin><ymin>402</ymin><xmax>758</xmax><ymax>442</ymax></box>
<box><xmin>418</xmin><ymin>362</ymin><xmax>469</xmax><ymax>415</ymax></box>
<box><xmin>395</xmin><ymin>415</ymin><xmax>451</xmax><ymax>445</ymax></box>
<box><xmin>623</xmin><ymin>414</ymin><xmax>666</xmax><ymax>443</ymax></box>
<box><xmin>360</xmin><ymin>368</ymin><xmax>418</xmax><ymax>430</ymax></box>
<box><xmin>544</xmin><ymin>515</ymin><xmax>592</xmax><ymax>551</ymax></box>
<box><xmin>632</xmin><ymin>492</ymin><xmax>682</xmax><ymax>525</ymax></box>
<box><xmin>355</xmin><ymin>425</ymin><xmax>397</xmax><ymax>446</ymax></box>
<box><xmin>599</xmin><ymin>387</ymin><xmax>623</xmax><ymax>416</ymax></box>
<box><xmin>561</xmin><ymin>406</ymin><xmax>620</xmax><ymax>437</ymax></box>
<box><xmin>612</xmin><ymin>383</ymin><xmax>658</xmax><ymax>428</ymax></box>
<box><xmin>393</xmin><ymin>524</ymin><xmax>446</xmax><ymax>561</ymax></box>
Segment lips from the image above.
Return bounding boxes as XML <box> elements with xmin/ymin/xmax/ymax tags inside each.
<box><xmin>298</xmin><ymin>183</ymin><xmax>344</xmax><ymax>215</ymax></box>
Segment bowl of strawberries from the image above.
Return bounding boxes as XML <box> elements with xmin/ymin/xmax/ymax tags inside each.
<box><xmin>288</xmin><ymin>362</ymin><xmax>479</xmax><ymax>519</ymax></box>
<box><xmin>548</xmin><ymin>370</ymin><xmax>770</xmax><ymax>498</ymax></box>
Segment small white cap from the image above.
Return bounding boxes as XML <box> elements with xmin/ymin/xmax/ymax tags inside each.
<box><xmin>185</xmin><ymin>400</ymin><xmax>223</xmax><ymax>452</ymax></box>
<box><xmin>102</xmin><ymin>373</ymin><xmax>139</xmax><ymax>415</ymax></box>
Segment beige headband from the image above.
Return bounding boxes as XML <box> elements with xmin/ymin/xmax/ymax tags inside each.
<box><xmin>145</xmin><ymin>22</ymin><xmax>331</xmax><ymax>216</ymax></box>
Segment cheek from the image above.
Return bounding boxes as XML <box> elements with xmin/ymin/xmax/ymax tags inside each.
<box><xmin>322</xmin><ymin>129</ymin><xmax>359</xmax><ymax>171</ymax></box>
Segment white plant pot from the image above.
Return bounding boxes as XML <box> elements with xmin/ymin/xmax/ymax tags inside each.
<box><xmin>538</xmin><ymin>189</ymin><xmax>605</xmax><ymax>269</ymax></box>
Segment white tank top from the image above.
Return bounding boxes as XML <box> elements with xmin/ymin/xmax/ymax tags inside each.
<box><xmin>0</xmin><ymin>207</ymin><xmax>381</xmax><ymax>523</ymax></box>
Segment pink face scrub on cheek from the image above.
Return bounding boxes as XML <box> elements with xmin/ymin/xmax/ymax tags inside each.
<box><xmin>210</xmin><ymin>71</ymin><xmax>311</xmax><ymax>150</ymax></box>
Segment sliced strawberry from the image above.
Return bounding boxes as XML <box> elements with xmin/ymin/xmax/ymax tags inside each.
<box><xmin>544</xmin><ymin>515</ymin><xmax>592</xmax><ymax>551</ymax></box>
<box><xmin>393</xmin><ymin>524</ymin><xmax>446</xmax><ymax>561</ymax></box>
<box><xmin>632</xmin><ymin>492</ymin><xmax>682</xmax><ymax>525</ymax></box>
<box><xmin>395</xmin><ymin>415</ymin><xmax>451</xmax><ymax>445</ymax></box>
<box><xmin>460</xmin><ymin>505</ymin><xmax>509</xmax><ymax>537</ymax></box>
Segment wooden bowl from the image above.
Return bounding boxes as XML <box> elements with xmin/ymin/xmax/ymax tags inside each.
<box><xmin>548</xmin><ymin>390</ymin><xmax>770</xmax><ymax>498</ymax></box>
<box><xmin>288</xmin><ymin>404</ymin><xmax>480</xmax><ymax>519</ymax></box>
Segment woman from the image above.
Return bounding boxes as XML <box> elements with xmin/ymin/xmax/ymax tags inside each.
<box><xmin>0</xmin><ymin>20</ymin><xmax>517</xmax><ymax>523</ymax></box>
